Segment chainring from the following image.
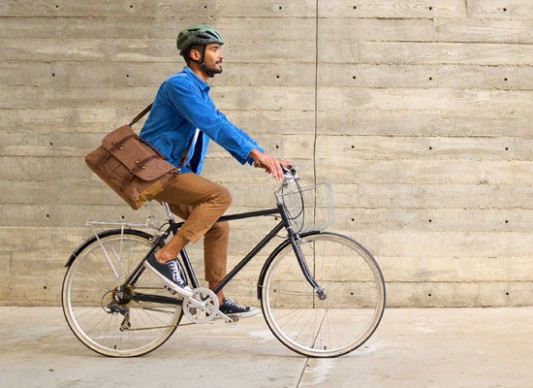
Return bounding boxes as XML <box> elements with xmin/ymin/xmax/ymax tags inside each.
<box><xmin>183</xmin><ymin>287</ymin><xmax>219</xmax><ymax>324</ymax></box>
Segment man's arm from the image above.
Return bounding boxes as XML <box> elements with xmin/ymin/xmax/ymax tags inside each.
<box><xmin>166</xmin><ymin>78</ymin><xmax>262</xmax><ymax>165</ymax></box>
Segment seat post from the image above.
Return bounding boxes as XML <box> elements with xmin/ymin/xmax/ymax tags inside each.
<box><xmin>162</xmin><ymin>202</ymin><xmax>174</xmax><ymax>221</ymax></box>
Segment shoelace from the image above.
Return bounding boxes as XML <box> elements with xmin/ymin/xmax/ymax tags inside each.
<box><xmin>167</xmin><ymin>261</ymin><xmax>183</xmax><ymax>284</ymax></box>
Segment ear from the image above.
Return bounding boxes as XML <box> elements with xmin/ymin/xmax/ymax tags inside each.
<box><xmin>189</xmin><ymin>48</ymin><xmax>202</xmax><ymax>62</ymax></box>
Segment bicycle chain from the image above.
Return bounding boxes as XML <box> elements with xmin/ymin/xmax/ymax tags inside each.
<box><xmin>121</xmin><ymin>321</ymin><xmax>194</xmax><ymax>331</ymax></box>
<box><xmin>117</xmin><ymin>286</ymin><xmax>193</xmax><ymax>331</ymax></box>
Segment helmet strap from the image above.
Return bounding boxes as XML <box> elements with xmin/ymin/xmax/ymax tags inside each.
<box><xmin>198</xmin><ymin>46</ymin><xmax>216</xmax><ymax>78</ymax></box>
<box><xmin>187</xmin><ymin>45</ymin><xmax>216</xmax><ymax>78</ymax></box>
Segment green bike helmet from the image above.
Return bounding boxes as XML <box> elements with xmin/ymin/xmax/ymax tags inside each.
<box><xmin>177</xmin><ymin>24</ymin><xmax>224</xmax><ymax>55</ymax></box>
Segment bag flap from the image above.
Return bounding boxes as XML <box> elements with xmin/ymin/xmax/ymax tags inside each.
<box><xmin>100</xmin><ymin>125</ymin><xmax>177</xmax><ymax>180</ymax></box>
<box><xmin>100</xmin><ymin>124</ymin><xmax>138</xmax><ymax>152</ymax></box>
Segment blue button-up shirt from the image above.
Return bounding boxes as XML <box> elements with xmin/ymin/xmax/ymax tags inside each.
<box><xmin>140</xmin><ymin>66</ymin><xmax>264</xmax><ymax>174</ymax></box>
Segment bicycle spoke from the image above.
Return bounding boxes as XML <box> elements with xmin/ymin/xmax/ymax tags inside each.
<box><xmin>261</xmin><ymin>232</ymin><xmax>385</xmax><ymax>357</ymax></box>
<box><xmin>62</xmin><ymin>230</ymin><xmax>183</xmax><ymax>357</ymax></box>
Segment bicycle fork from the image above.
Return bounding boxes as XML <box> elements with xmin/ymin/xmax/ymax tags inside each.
<box><xmin>289</xmin><ymin>234</ymin><xmax>327</xmax><ymax>300</ymax></box>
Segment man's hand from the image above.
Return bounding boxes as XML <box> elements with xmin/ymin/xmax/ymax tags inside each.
<box><xmin>249</xmin><ymin>149</ymin><xmax>290</xmax><ymax>181</ymax></box>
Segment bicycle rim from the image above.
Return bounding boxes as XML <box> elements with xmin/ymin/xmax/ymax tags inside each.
<box><xmin>261</xmin><ymin>232</ymin><xmax>385</xmax><ymax>358</ymax></box>
<box><xmin>62</xmin><ymin>229</ymin><xmax>183</xmax><ymax>357</ymax></box>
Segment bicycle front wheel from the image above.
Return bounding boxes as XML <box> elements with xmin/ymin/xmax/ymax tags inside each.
<box><xmin>62</xmin><ymin>229</ymin><xmax>183</xmax><ymax>357</ymax></box>
<box><xmin>260</xmin><ymin>232</ymin><xmax>385</xmax><ymax>358</ymax></box>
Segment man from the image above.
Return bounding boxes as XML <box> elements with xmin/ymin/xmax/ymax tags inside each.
<box><xmin>141</xmin><ymin>24</ymin><xmax>288</xmax><ymax>318</ymax></box>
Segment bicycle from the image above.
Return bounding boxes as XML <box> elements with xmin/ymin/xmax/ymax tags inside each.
<box><xmin>61</xmin><ymin>166</ymin><xmax>386</xmax><ymax>358</ymax></box>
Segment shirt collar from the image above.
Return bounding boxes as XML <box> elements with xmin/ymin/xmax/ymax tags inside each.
<box><xmin>183</xmin><ymin>66</ymin><xmax>210</xmax><ymax>93</ymax></box>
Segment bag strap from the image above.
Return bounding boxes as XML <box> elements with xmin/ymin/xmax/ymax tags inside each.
<box><xmin>123</xmin><ymin>103</ymin><xmax>169</xmax><ymax>161</ymax></box>
<box><xmin>129</xmin><ymin>104</ymin><xmax>153</xmax><ymax>126</ymax></box>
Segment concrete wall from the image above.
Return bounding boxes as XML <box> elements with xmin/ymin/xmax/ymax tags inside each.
<box><xmin>1</xmin><ymin>0</ymin><xmax>532</xmax><ymax>306</ymax></box>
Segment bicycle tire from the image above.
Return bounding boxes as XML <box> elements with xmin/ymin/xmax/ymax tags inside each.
<box><xmin>62</xmin><ymin>229</ymin><xmax>183</xmax><ymax>357</ymax></box>
<box><xmin>260</xmin><ymin>232</ymin><xmax>385</xmax><ymax>358</ymax></box>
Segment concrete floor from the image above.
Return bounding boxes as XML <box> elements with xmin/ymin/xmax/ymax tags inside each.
<box><xmin>0</xmin><ymin>306</ymin><xmax>531</xmax><ymax>387</ymax></box>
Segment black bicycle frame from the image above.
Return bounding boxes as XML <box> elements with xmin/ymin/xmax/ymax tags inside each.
<box><xmin>125</xmin><ymin>203</ymin><xmax>324</xmax><ymax>305</ymax></box>
<box><xmin>197</xmin><ymin>209</ymin><xmax>285</xmax><ymax>295</ymax></box>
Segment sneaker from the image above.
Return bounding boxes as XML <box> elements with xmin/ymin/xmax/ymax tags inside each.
<box><xmin>219</xmin><ymin>298</ymin><xmax>260</xmax><ymax>319</ymax></box>
<box><xmin>145</xmin><ymin>252</ymin><xmax>193</xmax><ymax>297</ymax></box>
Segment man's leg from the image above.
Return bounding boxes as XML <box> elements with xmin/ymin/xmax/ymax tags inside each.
<box><xmin>203</xmin><ymin>216</ymin><xmax>258</xmax><ymax>317</ymax></box>
<box><xmin>204</xmin><ymin>221</ymin><xmax>229</xmax><ymax>304</ymax></box>
<box><xmin>150</xmin><ymin>173</ymin><xmax>258</xmax><ymax>317</ymax></box>
<box><xmin>154</xmin><ymin>173</ymin><xmax>232</xmax><ymax>262</ymax></box>
<box><xmin>167</xmin><ymin>202</ymin><xmax>229</xmax><ymax>304</ymax></box>
<box><xmin>154</xmin><ymin>173</ymin><xmax>231</xmax><ymax>303</ymax></box>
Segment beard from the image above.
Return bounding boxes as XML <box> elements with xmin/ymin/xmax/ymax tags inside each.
<box><xmin>202</xmin><ymin>60</ymin><xmax>223</xmax><ymax>77</ymax></box>
<box><xmin>209</xmin><ymin>61</ymin><xmax>223</xmax><ymax>74</ymax></box>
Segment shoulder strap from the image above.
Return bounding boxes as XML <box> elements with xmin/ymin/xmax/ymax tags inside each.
<box><xmin>129</xmin><ymin>104</ymin><xmax>153</xmax><ymax>126</ymax></box>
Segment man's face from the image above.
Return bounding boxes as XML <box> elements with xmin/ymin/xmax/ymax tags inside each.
<box><xmin>202</xmin><ymin>43</ymin><xmax>224</xmax><ymax>75</ymax></box>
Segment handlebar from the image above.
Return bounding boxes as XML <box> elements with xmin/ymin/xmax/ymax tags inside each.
<box><xmin>281</xmin><ymin>164</ymin><xmax>298</xmax><ymax>179</ymax></box>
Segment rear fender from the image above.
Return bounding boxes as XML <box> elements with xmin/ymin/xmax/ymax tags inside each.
<box><xmin>64</xmin><ymin>229</ymin><xmax>153</xmax><ymax>267</ymax></box>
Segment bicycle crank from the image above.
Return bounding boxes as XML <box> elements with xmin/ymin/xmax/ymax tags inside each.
<box><xmin>182</xmin><ymin>287</ymin><xmax>235</xmax><ymax>324</ymax></box>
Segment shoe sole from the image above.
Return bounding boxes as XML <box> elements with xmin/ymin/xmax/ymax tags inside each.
<box><xmin>144</xmin><ymin>260</ymin><xmax>194</xmax><ymax>298</ymax></box>
<box><xmin>222</xmin><ymin>308</ymin><xmax>261</xmax><ymax>319</ymax></box>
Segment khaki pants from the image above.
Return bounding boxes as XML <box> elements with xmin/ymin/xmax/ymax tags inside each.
<box><xmin>154</xmin><ymin>172</ymin><xmax>232</xmax><ymax>282</ymax></box>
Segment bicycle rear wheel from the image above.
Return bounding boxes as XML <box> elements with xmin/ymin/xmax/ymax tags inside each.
<box><xmin>260</xmin><ymin>232</ymin><xmax>385</xmax><ymax>358</ymax></box>
<box><xmin>62</xmin><ymin>229</ymin><xmax>183</xmax><ymax>357</ymax></box>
